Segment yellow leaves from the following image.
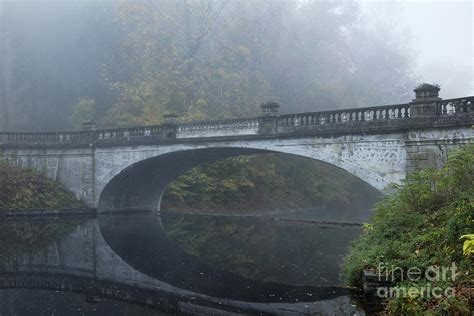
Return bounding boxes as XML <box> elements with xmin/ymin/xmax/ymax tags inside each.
<box><xmin>362</xmin><ymin>223</ymin><xmax>373</xmax><ymax>233</ymax></box>
<box><xmin>181</xmin><ymin>110</ymin><xmax>206</xmax><ymax>123</ymax></box>
<box><xmin>459</xmin><ymin>234</ymin><xmax>474</xmax><ymax>256</ymax></box>
<box><xmin>195</xmin><ymin>98</ymin><xmax>208</xmax><ymax>107</ymax></box>
<box><xmin>142</xmin><ymin>106</ymin><xmax>163</xmax><ymax>125</ymax></box>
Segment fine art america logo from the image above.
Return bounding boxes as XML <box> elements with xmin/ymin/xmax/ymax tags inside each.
<box><xmin>375</xmin><ymin>262</ymin><xmax>458</xmax><ymax>299</ymax></box>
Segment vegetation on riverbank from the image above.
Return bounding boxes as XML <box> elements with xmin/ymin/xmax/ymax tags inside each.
<box><xmin>343</xmin><ymin>145</ymin><xmax>473</xmax><ymax>314</ymax></box>
<box><xmin>161</xmin><ymin>153</ymin><xmax>380</xmax><ymax>213</ymax></box>
<box><xmin>0</xmin><ymin>161</ymin><xmax>85</xmax><ymax>210</ymax></box>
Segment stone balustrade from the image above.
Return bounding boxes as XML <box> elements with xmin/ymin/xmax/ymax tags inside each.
<box><xmin>439</xmin><ymin>96</ymin><xmax>473</xmax><ymax>115</ymax></box>
<box><xmin>177</xmin><ymin>118</ymin><xmax>259</xmax><ymax>138</ymax></box>
<box><xmin>0</xmin><ymin>95</ymin><xmax>472</xmax><ymax>147</ymax></box>
<box><xmin>278</xmin><ymin>103</ymin><xmax>411</xmax><ymax>128</ymax></box>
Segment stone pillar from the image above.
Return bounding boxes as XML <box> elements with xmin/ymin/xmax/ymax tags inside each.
<box><xmin>82</xmin><ymin>120</ymin><xmax>97</xmax><ymax>144</ymax></box>
<box><xmin>410</xmin><ymin>83</ymin><xmax>441</xmax><ymax>118</ymax></box>
<box><xmin>258</xmin><ymin>102</ymin><xmax>280</xmax><ymax>135</ymax></box>
<box><xmin>163</xmin><ymin>113</ymin><xmax>178</xmax><ymax>139</ymax></box>
<box><xmin>83</xmin><ymin>120</ymin><xmax>97</xmax><ymax>130</ymax></box>
<box><xmin>406</xmin><ymin>84</ymin><xmax>443</xmax><ymax>173</ymax></box>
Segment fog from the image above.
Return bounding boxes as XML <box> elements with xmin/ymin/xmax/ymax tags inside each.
<box><xmin>0</xmin><ymin>0</ymin><xmax>472</xmax><ymax>131</ymax></box>
<box><xmin>360</xmin><ymin>0</ymin><xmax>473</xmax><ymax>97</ymax></box>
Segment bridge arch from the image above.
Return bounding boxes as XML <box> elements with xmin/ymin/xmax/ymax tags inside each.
<box><xmin>96</xmin><ymin>139</ymin><xmax>398</xmax><ymax>213</ymax></box>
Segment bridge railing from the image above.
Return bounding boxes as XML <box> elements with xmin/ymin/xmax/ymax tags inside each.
<box><xmin>0</xmin><ymin>93</ymin><xmax>472</xmax><ymax>146</ymax></box>
<box><xmin>176</xmin><ymin>117</ymin><xmax>259</xmax><ymax>138</ymax></box>
<box><xmin>277</xmin><ymin>103</ymin><xmax>411</xmax><ymax>128</ymax></box>
<box><xmin>438</xmin><ymin>96</ymin><xmax>474</xmax><ymax>115</ymax></box>
<box><xmin>0</xmin><ymin>131</ymin><xmax>92</xmax><ymax>145</ymax></box>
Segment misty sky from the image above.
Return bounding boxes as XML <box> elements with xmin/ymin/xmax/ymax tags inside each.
<box><xmin>1</xmin><ymin>0</ymin><xmax>472</xmax><ymax>100</ymax></box>
<box><xmin>361</xmin><ymin>0</ymin><xmax>473</xmax><ymax>98</ymax></box>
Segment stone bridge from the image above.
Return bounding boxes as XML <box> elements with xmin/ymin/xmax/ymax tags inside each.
<box><xmin>0</xmin><ymin>84</ymin><xmax>472</xmax><ymax>211</ymax></box>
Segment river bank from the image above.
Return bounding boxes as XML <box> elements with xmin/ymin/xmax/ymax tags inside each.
<box><xmin>0</xmin><ymin>208</ymin><xmax>96</xmax><ymax>218</ymax></box>
<box><xmin>343</xmin><ymin>145</ymin><xmax>473</xmax><ymax>314</ymax></box>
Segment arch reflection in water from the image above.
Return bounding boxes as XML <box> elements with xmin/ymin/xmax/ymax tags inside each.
<box><xmin>0</xmin><ymin>214</ymin><xmax>366</xmax><ymax>314</ymax></box>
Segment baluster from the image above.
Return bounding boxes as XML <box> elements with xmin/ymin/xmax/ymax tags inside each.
<box><xmin>460</xmin><ymin>100</ymin><xmax>467</xmax><ymax>113</ymax></box>
<box><xmin>452</xmin><ymin>102</ymin><xmax>459</xmax><ymax>114</ymax></box>
<box><xmin>452</xmin><ymin>101</ymin><xmax>459</xmax><ymax>114</ymax></box>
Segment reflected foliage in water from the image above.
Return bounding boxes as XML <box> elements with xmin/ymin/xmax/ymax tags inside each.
<box><xmin>0</xmin><ymin>212</ymin><xmax>369</xmax><ymax>314</ymax></box>
<box><xmin>162</xmin><ymin>213</ymin><xmax>362</xmax><ymax>286</ymax></box>
<box><xmin>0</xmin><ymin>219</ymin><xmax>81</xmax><ymax>263</ymax></box>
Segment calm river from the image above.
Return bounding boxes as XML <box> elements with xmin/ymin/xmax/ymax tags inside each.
<box><xmin>0</xmin><ymin>208</ymin><xmax>371</xmax><ymax>315</ymax></box>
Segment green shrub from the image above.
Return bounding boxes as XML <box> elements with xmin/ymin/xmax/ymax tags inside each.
<box><xmin>343</xmin><ymin>145</ymin><xmax>473</xmax><ymax>314</ymax></box>
<box><xmin>0</xmin><ymin>161</ymin><xmax>85</xmax><ymax>210</ymax></box>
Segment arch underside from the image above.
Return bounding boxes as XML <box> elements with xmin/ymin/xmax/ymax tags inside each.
<box><xmin>98</xmin><ymin>148</ymin><xmax>270</xmax><ymax>212</ymax></box>
<box><xmin>97</xmin><ymin>145</ymin><xmax>387</xmax><ymax>213</ymax></box>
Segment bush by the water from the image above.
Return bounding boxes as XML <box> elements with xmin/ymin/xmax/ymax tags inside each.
<box><xmin>0</xmin><ymin>161</ymin><xmax>84</xmax><ymax>210</ymax></box>
<box><xmin>343</xmin><ymin>145</ymin><xmax>473</xmax><ymax>314</ymax></box>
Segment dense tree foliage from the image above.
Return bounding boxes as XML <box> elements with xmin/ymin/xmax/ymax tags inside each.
<box><xmin>0</xmin><ymin>0</ymin><xmax>415</xmax><ymax>131</ymax></box>
<box><xmin>0</xmin><ymin>161</ymin><xmax>84</xmax><ymax>210</ymax></box>
<box><xmin>343</xmin><ymin>145</ymin><xmax>473</xmax><ymax>314</ymax></box>
<box><xmin>104</xmin><ymin>0</ymin><xmax>415</xmax><ymax>126</ymax></box>
<box><xmin>162</xmin><ymin>153</ymin><xmax>379</xmax><ymax>213</ymax></box>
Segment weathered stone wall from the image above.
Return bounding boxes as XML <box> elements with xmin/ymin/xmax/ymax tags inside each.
<box><xmin>405</xmin><ymin>127</ymin><xmax>473</xmax><ymax>172</ymax></box>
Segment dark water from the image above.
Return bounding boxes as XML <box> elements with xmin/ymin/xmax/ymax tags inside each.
<box><xmin>0</xmin><ymin>210</ymin><xmax>369</xmax><ymax>315</ymax></box>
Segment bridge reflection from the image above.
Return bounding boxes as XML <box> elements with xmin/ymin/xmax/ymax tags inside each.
<box><xmin>0</xmin><ymin>213</ymin><xmax>366</xmax><ymax>314</ymax></box>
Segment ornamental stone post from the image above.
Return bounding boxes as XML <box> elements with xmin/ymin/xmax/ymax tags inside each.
<box><xmin>82</xmin><ymin>120</ymin><xmax>97</xmax><ymax>143</ymax></box>
<box><xmin>258</xmin><ymin>102</ymin><xmax>280</xmax><ymax>134</ymax></box>
<box><xmin>83</xmin><ymin>120</ymin><xmax>97</xmax><ymax>130</ymax></box>
<box><xmin>406</xmin><ymin>84</ymin><xmax>443</xmax><ymax>173</ymax></box>
<box><xmin>163</xmin><ymin>113</ymin><xmax>178</xmax><ymax>139</ymax></box>
<box><xmin>410</xmin><ymin>83</ymin><xmax>441</xmax><ymax>118</ymax></box>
